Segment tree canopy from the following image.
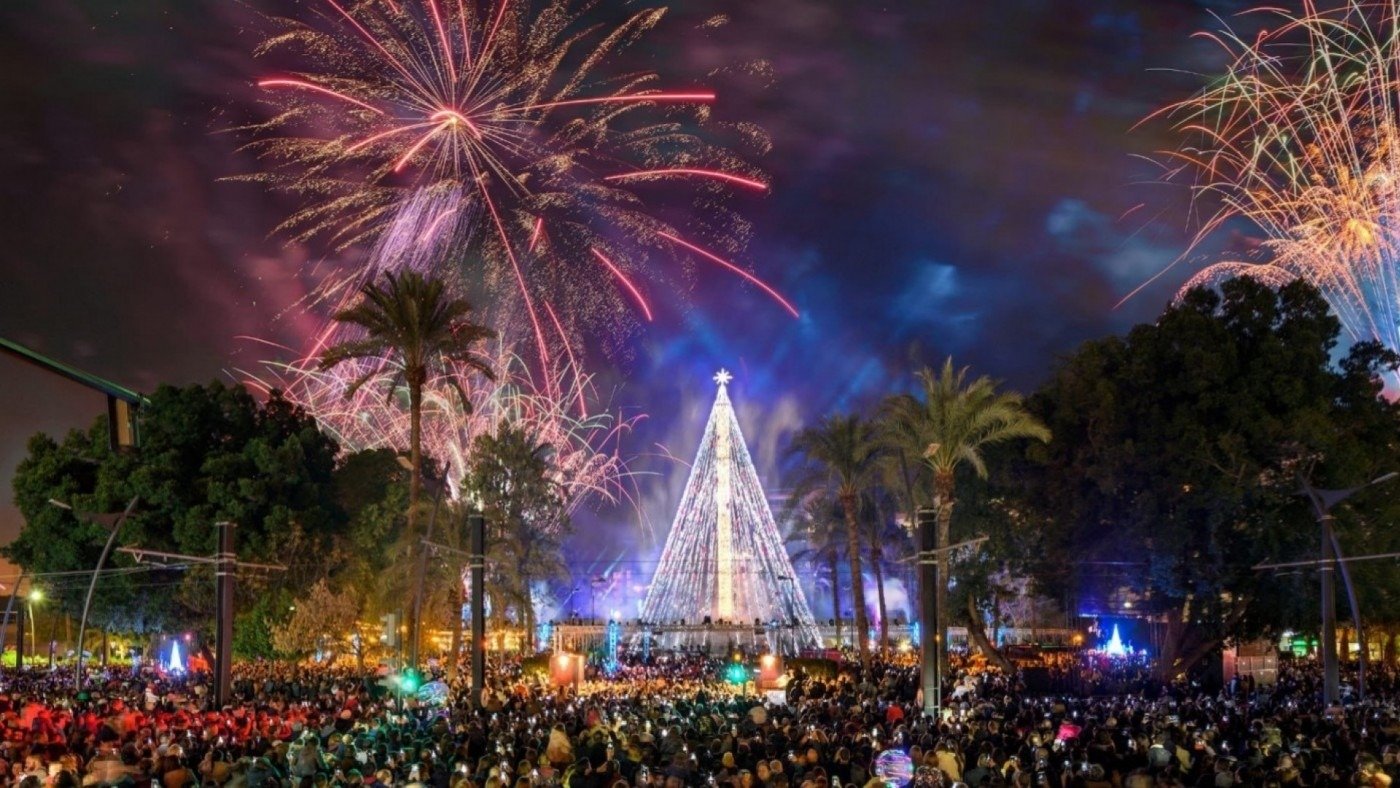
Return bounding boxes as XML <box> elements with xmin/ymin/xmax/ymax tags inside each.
<box><xmin>319</xmin><ymin>269</ymin><xmax>495</xmax><ymax>543</ymax></box>
<box><xmin>7</xmin><ymin>381</ymin><xmax>344</xmax><ymax>634</ymax></box>
<box><xmin>465</xmin><ymin>423</ymin><xmax>569</xmax><ymax>649</ymax></box>
<box><xmin>1026</xmin><ymin>278</ymin><xmax>1400</xmax><ymax>674</ymax></box>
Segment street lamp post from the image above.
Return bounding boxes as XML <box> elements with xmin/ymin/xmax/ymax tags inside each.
<box><xmin>1299</xmin><ymin>471</ymin><xmax>1397</xmax><ymax>706</ymax></box>
<box><xmin>48</xmin><ymin>495</ymin><xmax>140</xmax><ymax>691</ymax></box>
<box><xmin>14</xmin><ymin>601</ymin><xmax>22</xmax><ymax>671</ymax></box>
<box><xmin>24</xmin><ymin>589</ymin><xmax>41</xmax><ymax>671</ymax></box>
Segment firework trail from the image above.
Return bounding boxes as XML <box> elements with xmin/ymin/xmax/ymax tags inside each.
<box><xmin>241</xmin><ymin>341</ymin><xmax>646</xmax><ymax>520</ymax></box>
<box><xmin>1141</xmin><ymin>0</ymin><xmax>1400</xmax><ymax>374</ymax></box>
<box><xmin>240</xmin><ymin>0</ymin><xmax>796</xmax><ymax>372</ymax></box>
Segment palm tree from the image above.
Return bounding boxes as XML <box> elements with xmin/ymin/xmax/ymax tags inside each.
<box><xmin>881</xmin><ymin>357</ymin><xmax>1049</xmax><ymax>670</ymax></box>
<box><xmin>320</xmin><ymin>270</ymin><xmax>496</xmax><ymax>537</ymax></box>
<box><xmin>786</xmin><ymin>494</ymin><xmax>847</xmax><ymax>646</ymax></box>
<box><xmin>469</xmin><ymin>425</ymin><xmax>570</xmax><ymax>654</ymax></box>
<box><xmin>791</xmin><ymin>414</ymin><xmax>882</xmax><ymax>667</ymax></box>
<box><xmin>864</xmin><ymin>491</ymin><xmax>908</xmax><ymax>652</ymax></box>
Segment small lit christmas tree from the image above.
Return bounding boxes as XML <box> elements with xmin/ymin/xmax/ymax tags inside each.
<box><xmin>642</xmin><ymin>370</ymin><xmax>820</xmax><ymax>646</ymax></box>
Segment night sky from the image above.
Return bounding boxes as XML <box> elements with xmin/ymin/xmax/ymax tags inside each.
<box><xmin>0</xmin><ymin>0</ymin><xmax>1252</xmax><ymax>553</ymax></box>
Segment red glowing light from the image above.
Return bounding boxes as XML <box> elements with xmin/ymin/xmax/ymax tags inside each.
<box><xmin>473</xmin><ymin>163</ymin><xmax>552</xmax><ymax>370</ymax></box>
<box><xmin>480</xmin><ymin>0</ymin><xmax>510</xmax><ymax>64</ymax></box>
<box><xmin>424</xmin><ymin>0</ymin><xmax>457</xmax><ymax>86</ymax></box>
<box><xmin>430</xmin><ymin>108</ymin><xmax>483</xmax><ymax>138</ymax></box>
<box><xmin>324</xmin><ymin>0</ymin><xmax>417</xmax><ymax>84</ymax></box>
<box><xmin>392</xmin><ymin>125</ymin><xmax>447</xmax><ymax>172</ymax></box>
<box><xmin>591</xmin><ymin>248</ymin><xmax>654</xmax><ymax>322</ymax></box>
<box><xmin>542</xmin><ymin>301</ymin><xmax>587</xmax><ymax>417</ymax></box>
<box><xmin>657</xmin><ymin>232</ymin><xmax>799</xmax><ymax>319</ymax></box>
<box><xmin>513</xmin><ymin>92</ymin><xmax>715</xmax><ymax>114</ymax></box>
<box><xmin>346</xmin><ymin>120</ymin><xmax>439</xmax><ymax>153</ymax></box>
<box><xmin>604</xmin><ymin>169</ymin><xmax>768</xmax><ymax>192</ymax></box>
<box><xmin>257</xmin><ymin>79</ymin><xmax>385</xmax><ymax>115</ymax></box>
<box><xmin>528</xmin><ymin>216</ymin><xmax>545</xmax><ymax>253</ymax></box>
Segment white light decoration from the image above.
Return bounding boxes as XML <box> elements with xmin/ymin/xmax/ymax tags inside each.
<box><xmin>715</xmin><ymin>370</ymin><xmax>735</xmax><ymax>618</ymax></box>
<box><xmin>642</xmin><ymin>370</ymin><xmax>820</xmax><ymax>646</ymax></box>
<box><xmin>1102</xmin><ymin>623</ymin><xmax>1127</xmax><ymax>658</ymax></box>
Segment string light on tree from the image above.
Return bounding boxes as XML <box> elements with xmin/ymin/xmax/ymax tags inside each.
<box><xmin>642</xmin><ymin>370</ymin><xmax>819</xmax><ymax>647</ymax></box>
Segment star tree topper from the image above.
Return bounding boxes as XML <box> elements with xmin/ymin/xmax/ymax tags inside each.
<box><xmin>713</xmin><ymin>369</ymin><xmax>733</xmax><ymax>388</ymax></box>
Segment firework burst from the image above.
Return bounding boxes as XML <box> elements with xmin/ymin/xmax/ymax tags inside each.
<box><xmin>240</xmin><ymin>0</ymin><xmax>796</xmax><ymax>371</ymax></box>
<box><xmin>1142</xmin><ymin>0</ymin><xmax>1400</xmax><ymax>370</ymax></box>
<box><xmin>242</xmin><ymin>341</ymin><xmax>645</xmax><ymax>520</ymax></box>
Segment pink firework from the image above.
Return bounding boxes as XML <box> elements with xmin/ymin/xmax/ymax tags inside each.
<box><xmin>242</xmin><ymin>342</ymin><xmax>644</xmax><ymax>519</ymax></box>
<box><xmin>239</xmin><ymin>0</ymin><xmax>799</xmax><ymax>371</ymax></box>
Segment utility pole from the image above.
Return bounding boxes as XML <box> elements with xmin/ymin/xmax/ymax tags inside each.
<box><xmin>914</xmin><ymin>507</ymin><xmax>987</xmax><ymax>717</ymax></box>
<box><xmin>118</xmin><ymin>524</ymin><xmax>283</xmax><ymax>707</ymax></box>
<box><xmin>916</xmin><ymin>507</ymin><xmax>939</xmax><ymax>717</ymax></box>
<box><xmin>470</xmin><ymin>510</ymin><xmax>486</xmax><ymax>709</ymax></box>
<box><xmin>215</xmin><ymin>522</ymin><xmax>235</xmax><ymax>707</ymax></box>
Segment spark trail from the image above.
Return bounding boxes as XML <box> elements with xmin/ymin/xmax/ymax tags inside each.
<box><xmin>1145</xmin><ymin>0</ymin><xmax>1400</xmax><ymax>381</ymax></box>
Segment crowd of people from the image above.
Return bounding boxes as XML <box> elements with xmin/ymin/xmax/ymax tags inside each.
<box><xmin>0</xmin><ymin>650</ymin><xmax>1393</xmax><ymax>787</ymax></box>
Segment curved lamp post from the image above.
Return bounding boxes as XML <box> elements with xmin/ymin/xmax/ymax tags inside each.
<box><xmin>0</xmin><ymin>571</ymin><xmax>24</xmax><ymax>661</ymax></box>
<box><xmin>1298</xmin><ymin>471</ymin><xmax>1396</xmax><ymax>706</ymax></box>
<box><xmin>48</xmin><ymin>495</ymin><xmax>139</xmax><ymax>691</ymax></box>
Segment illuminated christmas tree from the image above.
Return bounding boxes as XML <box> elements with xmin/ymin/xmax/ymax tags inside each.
<box><xmin>642</xmin><ymin>370</ymin><xmax>821</xmax><ymax>646</ymax></box>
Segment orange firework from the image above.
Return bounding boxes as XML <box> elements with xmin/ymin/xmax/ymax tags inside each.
<box><xmin>1142</xmin><ymin>0</ymin><xmax>1400</xmax><ymax>366</ymax></box>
